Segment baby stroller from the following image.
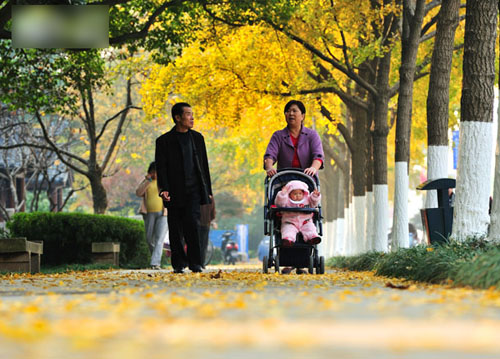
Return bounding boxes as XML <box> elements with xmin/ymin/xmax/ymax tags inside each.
<box><xmin>263</xmin><ymin>168</ymin><xmax>325</xmax><ymax>274</ymax></box>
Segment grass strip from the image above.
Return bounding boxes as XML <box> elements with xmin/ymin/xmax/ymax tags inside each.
<box><xmin>327</xmin><ymin>238</ymin><xmax>500</xmax><ymax>289</ymax></box>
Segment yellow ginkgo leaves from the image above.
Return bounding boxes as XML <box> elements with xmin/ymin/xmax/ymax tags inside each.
<box><xmin>1</xmin><ymin>266</ymin><xmax>500</xmax><ymax>357</ymax></box>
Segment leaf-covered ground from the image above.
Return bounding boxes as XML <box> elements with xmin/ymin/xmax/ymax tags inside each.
<box><xmin>1</xmin><ymin>264</ymin><xmax>500</xmax><ymax>358</ymax></box>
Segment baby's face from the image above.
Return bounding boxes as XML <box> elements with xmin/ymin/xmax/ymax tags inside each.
<box><xmin>289</xmin><ymin>189</ymin><xmax>304</xmax><ymax>201</ymax></box>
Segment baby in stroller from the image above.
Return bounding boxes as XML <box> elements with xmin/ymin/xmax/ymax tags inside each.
<box><xmin>275</xmin><ymin>180</ymin><xmax>321</xmax><ymax>246</ymax></box>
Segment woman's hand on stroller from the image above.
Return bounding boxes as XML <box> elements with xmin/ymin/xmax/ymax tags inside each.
<box><xmin>266</xmin><ymin>167</ymin><xmax>277</xmax><ymax>177</ymax></box>
<box><xmin>304</xmin><ymin>167</ymin><xmax>318</xmax><ymax>176</ymax></box>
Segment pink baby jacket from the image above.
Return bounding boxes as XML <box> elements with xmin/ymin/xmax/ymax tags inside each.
<box><xmin>275</xmin><ymin>180</ymin><xmax>321</xmax><ymax>224</ymax></box>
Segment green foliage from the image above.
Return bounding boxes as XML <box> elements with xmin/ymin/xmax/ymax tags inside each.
<box><xmin>6</xmin><ymin>212</ymin><xmax>149</xmax><ymax>268</ymax></box>
<box><xmin>454</xmin><ymin>248</ymin><xmax>500</xmax><ymax>289</ymax></box>
<box><xmin>0</xmin><ymin>227</ymin><xmax>9</xmax><ymax>239</ymax></box>
<box><xmin>40</xmin><ymin>263</ymin><xmax>118</xmax><ymax>274</ymax></box>
<box><xmin>328</xmin><ymin>251</ymin><xmax>384</xmax><ymax>271</ymax></box>
<box><xmin>327</xmin><ymin>238</ymin><xmax>500</xmax><ymax>288</ymax></box>
<box><xmin>0</xmin><ymin>42</ymin><xmax>76</xmax><ymax>112</ymax></box>
<box><xmin>375</xmin><ymin>245</ymin><xmax>455</xmax><ymax>283</ymax></box>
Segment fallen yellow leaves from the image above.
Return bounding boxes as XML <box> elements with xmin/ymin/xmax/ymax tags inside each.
<box><xmin>0</xmin><ymin>266</ymin><xmax>499</xmax><ymax>357</ymax></box>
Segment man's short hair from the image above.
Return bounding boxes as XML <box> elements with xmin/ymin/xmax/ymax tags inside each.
<box><xmin>171</xmin><ymin>102</ymin><xmax>191</xmax><ymax>124</ymax></box>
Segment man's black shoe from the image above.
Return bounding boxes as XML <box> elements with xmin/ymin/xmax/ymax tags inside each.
<box><xmin>173</xmin><ymin>268</ymin><xmax>184</xmax><ymax>274</ymax></box>
<box><xmin>190</xmin><ymin>265</ymin><xmax>203</xmax><ymax>273</ymax></box>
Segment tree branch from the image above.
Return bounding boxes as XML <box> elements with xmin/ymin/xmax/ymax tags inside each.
<box><xmin>420</xmin><ymin>14</ymin><xmax>465</xmax><ymax>43</ymax></box>
<box><xmin>0</xmin><ymin>142</ymin><xmax>88</xmax><ymax>176</ymax></box>
<box><xmin>0</xmin><ymin>0</ymin><xmax>12</xmax><ymax>31</ymax></box>
<box><xmin>323</xmin><ymin>138</ymin><xmax>348</xmax><ymax>174</ymax></box>
<box><xmin>101</xmin><ymin>78</ymin><xmax>133</xmax><ymax>171</ymax></box>
<box><xmin>425</xmin><ymin>0</ymin><xmax>442</xmax><ymax>14</ymax></box>
<box><xmin>96</xmin><ymin>105</ymin><xmax>142</xmax><ymax>142</ymax></box>
<box><xmin>267</xmin><ymin>22</ymin><xmax>379</xmax><ymax>97</ymax></box>
<box><xmin>33</xmin><ymin>112</ymin><xmax>89</xmax><ymax>175</ymax></box>
<box><xmin>420</xmin><ymin>14</ymin><xmax>438</xmax><ymax>37</ymax></box>
<box><xmin>320</xmin><ymin>105</ymin><xmax>355</xmax><ymax>154</ymax></box>
<box><xmin>109</xmin><ymin>0</ymin><xmax>186</xmax><ymax>45</ymax></box>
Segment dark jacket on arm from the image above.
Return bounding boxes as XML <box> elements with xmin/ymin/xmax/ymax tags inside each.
<box><xmin>155</xmin><ymin>127</ymin><xmax>213</xmax><ymax>208</ymax></box>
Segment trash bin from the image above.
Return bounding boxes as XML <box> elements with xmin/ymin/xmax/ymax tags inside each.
<box><xmin>416</xmin><ymin>178</ymin><xmax>456</xmax><ymax>245</ymax></box>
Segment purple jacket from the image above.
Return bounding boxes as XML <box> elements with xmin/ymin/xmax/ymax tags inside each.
<box><xmin>264</xmin><ymin>126</ymin><xmax>324</xmax><ymax>169</ymax></box>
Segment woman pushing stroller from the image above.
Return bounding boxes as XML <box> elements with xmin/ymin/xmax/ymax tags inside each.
<box><xmin>263</xmin><ymin>99</ymin><xmax>325</xmax><ymax>274</ymax></box>
<box><xmin>275</xmin><ymin>180</ymin><xmax>321</xmax><ymax>246</ymax></box>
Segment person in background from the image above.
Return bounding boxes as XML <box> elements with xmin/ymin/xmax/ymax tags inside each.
<box><xmin>135</xmin><ymin>161</ymin><xmax>168</xmax><ymax>270</ymax></box>
<box><xmin>448</xmin><ymin>188</ymin><xmax>455</xmax><ymax>207</ymax></box>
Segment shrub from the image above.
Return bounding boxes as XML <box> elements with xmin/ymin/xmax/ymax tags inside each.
<box><xmin>7</xmin><ymin>212</ymin><xmax>149</xmax><ymax>268</ymax></box>
<box><xmin>328</xmin><ymin>251</ymin><xmax>384</xmax><ymax>271</ymax></box>
<box><xmin>453</xmin><ymin>248</ymin><xmax>500</xmax><ymax>289</ymax></box>
<box><xmin>327</xmin><ymin>238</ymin><xmax>500</xmax><ymax>288</ymax></box>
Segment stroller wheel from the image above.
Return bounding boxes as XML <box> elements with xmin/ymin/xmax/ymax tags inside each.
<box><xmin>308</xmin><ymin>256</ymin><xmax>314</xmax><ymax>274</ymax></box>
<box><xmin>263</xmin><ymin>256</ymin><xmax>268</xmax><ymax>274</ymax></box>
<box><xmin>316</xmin><ymin>256</ymin><xmax>325</xmax><ymax>275</ymax></box>
<box><xmin>274</xmin><ymin>255</ymin><xmax>280</xmax><ymax>274</ymax></box>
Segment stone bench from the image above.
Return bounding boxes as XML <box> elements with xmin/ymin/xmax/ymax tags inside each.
<box><xmin>0</xmin><ymin>238</ymin><xmax>43</xmax><ymax>273</ymax></box>
<box><xmin>92</xmin><ymin>242</ymin><xmax>120</xmax><ymax>266</ymax></box>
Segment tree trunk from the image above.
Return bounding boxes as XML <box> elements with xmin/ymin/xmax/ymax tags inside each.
<box><xmin>452</xmin><ymin>0</ymin><xmax>497</xmax><ymax>240</ymax></box>
<box><xmin>392</xmin><ymin>0</ymin><xmax>426</xmax><ymax>250</ymax></box>
<box><xmin>365</xmin><ymin>106</ymin><xmax>375</xmax><ymax>251</ymax></box>
<box><xmin>336</xmin><ymin>169</ymin><xmax>345</xmax><ymax>255</ymax></box>
<box><xmin>372</xmin><ymin>50</ymin><xmax>392</xmax><ymax>253</ymax></box>
<box><xmin>490</xmin><ymin>99</ymin><xmax>500</xmax><ymax>241</ymax></box>
<box><xmin>330</xmin><ymin>165</ymin><xmax>340</xmax><ymax>257</ymax></box>
<box><xmin>89</xmin><ymin>167</ymin><xmax>107</xmax><ymax>214</ymax></box>
<box><xmin>319</xmin><ymin>153</ymin><xmax>336</xmax><ymax>257</ymax></box>
<box><xmin>425</xmin><ymin>0</ymin><xmax>460</xmax><ymax>209</ymax></box>
<box><xmin>490</xmin><ymin>1</ymin><xmax>500</xmax><ymax>242</ymax></box>
<box><xmin>348</xmin><ymin>100</ymin><xmax>368</xmax><ymax>254</ymax></box>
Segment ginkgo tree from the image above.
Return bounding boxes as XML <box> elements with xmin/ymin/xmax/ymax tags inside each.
<box><xmin>140</xmin><ymin>24</ymin><xmax>336</xmax><ymax>211</ymax></box>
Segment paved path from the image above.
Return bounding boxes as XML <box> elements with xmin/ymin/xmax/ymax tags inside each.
<box><xmin>1</xmin><ymin>264</ymin><xmax>500</xmax><ymax>358</ymax></box>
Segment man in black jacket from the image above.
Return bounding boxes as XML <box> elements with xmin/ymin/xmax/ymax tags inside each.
<box><xmin>155</xmin><ymin>102</ymin><xmax>213</xmax><ymax>273</ymax></box>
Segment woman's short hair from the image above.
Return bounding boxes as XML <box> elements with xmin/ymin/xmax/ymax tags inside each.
<box><xmin>147</xmin><ymin>161</ymin><xmax>156</xmax><ymax>173</ymax></box>
<box><xmin>171</xmin><ymin>102</ymin><xmax>191</xmax><ymax>124</ymax></box>
<box><xmin>284</xmin><ymin>100</ymin><xmax>306</xmax><ymax>115</ymax></box>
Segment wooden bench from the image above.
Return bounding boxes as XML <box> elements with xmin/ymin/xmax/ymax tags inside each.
<box><xmin>92</xmin><ymin>242</ymin><xmax>120</xmax><ymax>266</ymax></box>
<box><xmin>0</xmin><ymin>238</ymin><xmax>43</xmax><ymax>273</ymax></box>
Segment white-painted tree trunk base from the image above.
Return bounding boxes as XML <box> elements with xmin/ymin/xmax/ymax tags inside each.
<box><xmin>321</xmin><ymin>220</ymin><xmax>334</xmax><ymax>258</ymax></box>
<box><xmin>373</xmin><ymin>185</ymin><xmax>389</xmax><ymax>252</ymax></box>
<box><xmin>328</xmin><ymin>220</ymin><xmax>336</xmax><ymax>258</ymax></box>
<box><xmin>365</xmin><ymin>191</ymin><xmax>374</xmax><ymax>252</ymax></box>
<box><xmin>489</xmin><ymin>103</ymin><xmax>500</xmax><ymax>242</ymax></box>
<box><xmin>335</xmin><ymin>218</ymin><xmax>345</xmax><ymax>256</ymax></box>
<box><xmin>322</xmin><ymin>221</ymin><xmax>330</xmax><ymax>257</ymax></box>
<box><xmin>425</xmin><ymin>146</ymin><xmax>449</xmax><ymax>209</ymax></box>
<box><xmin>343</xmin><ymin>206</ymin><xmax>353</xmax><ymax>256</ymax></box>
<box><xmin>352</xmin><ymin>196</ymin><xmax>366</xmax><ymax>255</ymax></box>
<box><xmin>392</xmin><ymin>162</ymin><xmax>410</xmax><ymax>250</ymax></box>
<box><xmin>452</xmin><ymin>121</ymin><xmax>493</xmax><ymax>240</ymax></box>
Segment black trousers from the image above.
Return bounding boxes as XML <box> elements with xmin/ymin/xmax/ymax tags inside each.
<box><xmin>167</xmin><ymin>192</ymin><xmax>202</xmax><ymax>270</ymax></box>
<box><xmin>199</xmin><ymin>225</ymin><xmax>210</xmax><ymax>265</ymax></box>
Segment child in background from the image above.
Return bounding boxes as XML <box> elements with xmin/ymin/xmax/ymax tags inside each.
<box><xmin>275</xmin><ymin>180</ymin><xmax>321</xmax><ymax>246</ymax></box>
